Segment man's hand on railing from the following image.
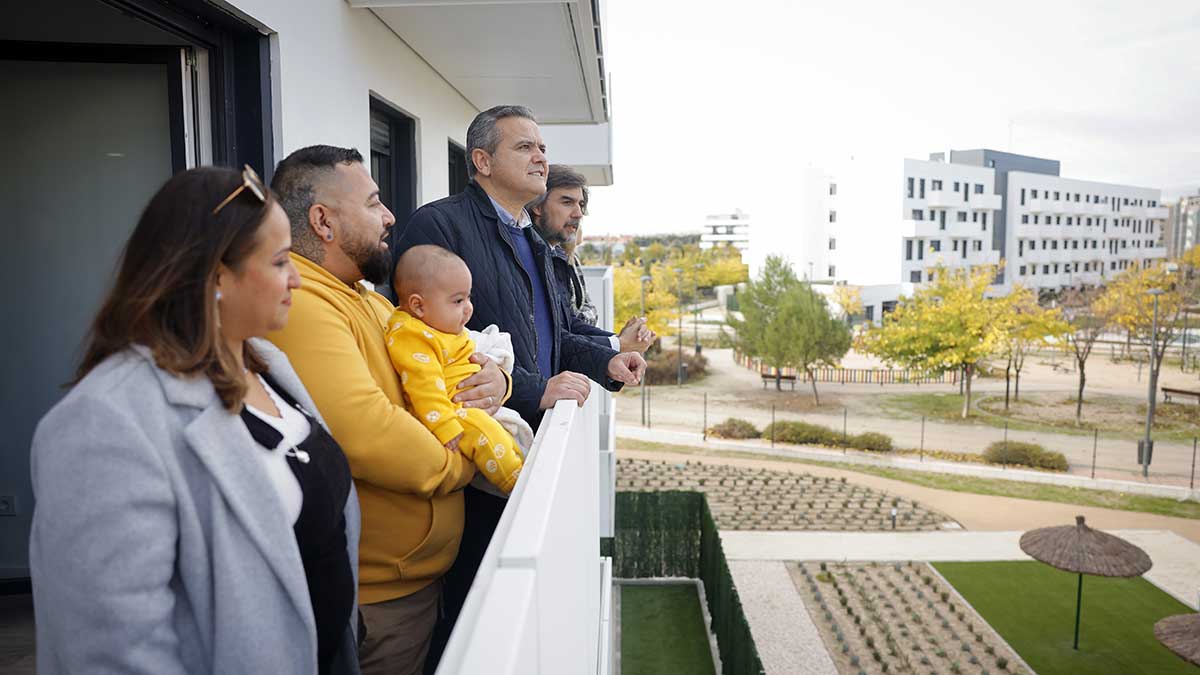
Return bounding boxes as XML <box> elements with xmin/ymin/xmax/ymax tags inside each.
<box><xmin>539</xmin><ymin>371</ymin><xmax>592</xmax><ymax>409</ymax></box>
<box><xmin>606</xmin><ymin>352</ymin><xmax>646</xmax><ymax>386</ymax></box>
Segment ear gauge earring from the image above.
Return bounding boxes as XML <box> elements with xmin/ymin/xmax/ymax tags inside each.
<box><xmin>326</xmin><ymin>232</ymin><xmax>334</xmax><ymax>241</ymax></box>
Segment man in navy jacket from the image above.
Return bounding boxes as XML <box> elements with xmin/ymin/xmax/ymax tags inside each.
<box><xmin>392</xmin><ymin>105</ymin><xmax>644</xmax><ymax>673</ymax></box>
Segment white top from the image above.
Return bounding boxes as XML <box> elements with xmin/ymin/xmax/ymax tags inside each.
<box><xmin>245</xmin><ymin>375</ymin><xmax>309</xmax><ymax>524</ymax></box>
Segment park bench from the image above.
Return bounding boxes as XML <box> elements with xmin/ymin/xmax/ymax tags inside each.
<box><xmin>761</xmin><ymin>373</ymin><xmax>798</xmax><ymax>390</ymax></box>
<box><xmin>1162</xmin><ymin>387</ymin><xmax>1200</xmax><ymax>404</ymax></box>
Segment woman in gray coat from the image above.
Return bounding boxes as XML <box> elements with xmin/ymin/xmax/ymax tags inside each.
<box><xmin>30</xmin><ymin>166</ymin><xmax>361</xmax><ymax>674</ymax></box>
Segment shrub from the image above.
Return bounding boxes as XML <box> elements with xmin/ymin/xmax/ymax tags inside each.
<box><xmin>761</xmin><ymin>420</ymin><xmax>841</xmax><ymax>446</ymax></box>
<box><xmin>983</xmin><ymin>440</ymin><xmax>1069</xmax><ymax>472</ymax></box>
<box><xmin>707</xmin><ymin>417</ymin><xmax>760</xmax><ymax>439</ymax></box>
<box><xmin>996</xmin><ymin>656</ymin><xmax>1009</xmax><ymax>670</ymax></box>
<box><xmin>643</xmin><ymin>349</ymin><xmax>709</xmax><ymax>385</ymax></box>
<box><xmin>852</xmin><ymin>431</ymin><xmax>894</xmax><ymax>452</ymax></box>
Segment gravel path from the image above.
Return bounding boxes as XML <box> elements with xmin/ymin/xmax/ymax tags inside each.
<box><xmin>727</xmin><ymin>560</ymin><xmax>838</xmax><ymax>675</ymax></box>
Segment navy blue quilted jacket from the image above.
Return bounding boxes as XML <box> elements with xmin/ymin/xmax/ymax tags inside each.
<box><xmin>392</xmin><ymin>181</ymin><xmax>620</xmax><ymax>427</ymax></box>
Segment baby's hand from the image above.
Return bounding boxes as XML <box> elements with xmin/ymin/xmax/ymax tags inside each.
<box><xmin>445</xmin><ymin>434</ymin><xmax>462</xmax><ymax>453</ymax></box>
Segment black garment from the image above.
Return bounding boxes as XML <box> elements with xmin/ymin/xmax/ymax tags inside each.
<box><xmin>393</xmin><ymin>180</ymin><xmax>622</xmax><ymax>429</ymax></box>
<box><xmin>240</xmin><ymin>374</ymin><xmax>354</xmax><ymax>675</ymax></box>
<box><xmin>549</xmin><ymin>246</ymin><xmax>614</xmax><ymax>347</ymax></box>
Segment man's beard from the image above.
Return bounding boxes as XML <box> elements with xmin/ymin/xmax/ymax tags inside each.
<box><xmin>343</xmin><ymin>234</ymin><xmax>392</xmax><ymax>286</ymax></box>
<box><xmin>536</xmin><ymin>218</ymin><xmax>579</xmax><ymax>247</ymax></box>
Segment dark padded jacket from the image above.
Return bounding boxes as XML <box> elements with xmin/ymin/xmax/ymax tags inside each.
<box><xmin>549</xmin><ymin>246</ymin><xmax>615</xmax><ymax>347</ymax></box>
<box><xmin>393</xmin><ymin>181</ymin><xmax>620</xmax><ymax>427</ymax></box>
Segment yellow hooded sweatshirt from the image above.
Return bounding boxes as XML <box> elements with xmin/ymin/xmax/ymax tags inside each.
<box><xmin>269</xmin><ymin>253</ymin><xmax>481</xmax><ymax>603</ymax></box>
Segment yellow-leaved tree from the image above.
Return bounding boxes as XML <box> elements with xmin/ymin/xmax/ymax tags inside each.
<box><xmin>997</xmin><ymin>285</ymin><xmax>1069</xmax><ymax>410</ymax></box>
<box><xmin>830</xmin><ymin>285</ymin><xmax>864</xmax><ymax>325</ymax></box>
<box><xmin>612</xmin><ymin>263</ymin><xmax>678</xmax><ymax>338</ymax></box>
<box><xmin>859</xmin><ymin>264</ymin><xmax>1008</xmax><ymax>418</ymax></box>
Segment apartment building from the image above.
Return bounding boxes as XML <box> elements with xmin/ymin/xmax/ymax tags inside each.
<box><xmin>700</xmin><ymin>209</ymin><xmax>751</xmax><ymax>261</ymax></box>
<box><xmin>900</xmin><ymin>150</ymin><xmax>1167</xmax><ymax>293</ymax></box>
<box><xmin>1165</xmin><ymin>194</ymin><xmax>1200</xmax><ymax>258</ymax></box>
<box><xmin>900</xmin><ymin>158</ymin><xmax>1002</xmax><ymax>285</ymax></box>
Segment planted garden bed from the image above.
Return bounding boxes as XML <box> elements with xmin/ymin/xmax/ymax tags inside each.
<box><xmin>791</xmin><ymin>561</ymin><xmax>1029</xmax><ymax>675</ymax></box>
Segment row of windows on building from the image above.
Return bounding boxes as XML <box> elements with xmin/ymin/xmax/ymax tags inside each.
<box><xmin>1019</xmin><ymin>187</ymin><xmax>1158</xmax><ymax>208</ymax></box>
<box><xmin>905</xmin><ymin>177</ymin><xmax>988</xmax><ymax>199</ymax></box>
<box><xmin>912</xmin><ymin>208</ymin><xmax>988</xmax><ymax>229</ymax></box>
<box><xmin>1017</xmin><ymin>236</ymin><xmax>1158</xmax><ymax>254</ymax></box>
<box><xmin>1016</xmin><ymin>257</ymin><xmax>1148</xmax><ymax>278</ymax></box>
<box><xmin>903</xmin><ymin>238</ymin><xmax>983</xmax><ymax>261</ymax></box>
<box><xmin>1019</xmin><ymin>214</ymin><xmax>1157</xmax><ymax>233</ymax></box>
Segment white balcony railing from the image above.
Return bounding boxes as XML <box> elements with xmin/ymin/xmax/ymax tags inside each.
<box><xmin>926</xmin><ymin>190</ymin><xmax>962</xmax><ymax>209</ymax></box>
<box><xmin>969</xmin><ymin>193</ymin><xmax>1002</xmax><ymax>211</ymax></box>
<box><xmin>1146</xmin><ymin>206</ymin><xmax>1169</xmax><ymax>220</ymax></box>
<box><xmin>438</xmin><ymin>269</ymin><xmax>618</xmax><ymax>675</ymax></box>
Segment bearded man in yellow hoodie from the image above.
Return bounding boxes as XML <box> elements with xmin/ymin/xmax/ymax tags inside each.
<box><xmin>268</xmin><ymin>145</ymin><xmax>511</xmax><ymax>675</ymax></box>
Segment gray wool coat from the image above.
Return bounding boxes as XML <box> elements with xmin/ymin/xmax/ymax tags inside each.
<box><xmin>29</xmin><ymin>339</ymin><xmax>361</xmax><ymax>675</ymax></box>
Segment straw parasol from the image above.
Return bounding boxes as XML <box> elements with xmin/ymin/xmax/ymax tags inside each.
<box><xmin>1019</xmin><ymin>515</ymin><xmax>1153</xmax><ymax>650</ymax></box>
<box><xmin>1154</xmin><ymin>613</ymin><xmax>1200</xmax><ymax>667</ymax></box>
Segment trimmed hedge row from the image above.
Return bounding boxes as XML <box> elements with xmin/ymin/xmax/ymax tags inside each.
<box><xmin>982</xmin><ymin>440</ymin><xmax>1069</xmax><ymax>471</ymax></box>
<box><xmin>707</xmin><ymin>418</ymin><xmax>895</xmax><ymax>453</ymax></box>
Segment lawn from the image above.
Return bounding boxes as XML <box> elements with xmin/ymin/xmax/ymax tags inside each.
<box><xmin>616</xmin><ymin>436</ymin><xmax>1200</xmax><ymax>520</ymax></box>
<box><xmin>935</xmin><ymin>561</ymin><xmax>1194</xmax><ymax>674</ymax></box>
<box><xmin>620</xmin><ymin>584</ymin><xmax>715</xmax><ymax>675</ymax></box>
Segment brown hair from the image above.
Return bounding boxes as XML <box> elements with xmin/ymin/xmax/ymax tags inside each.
<box><xmin>76</xmin><ymin>166</ymin><xmax>275</xmax><ymax>410</ymax></box>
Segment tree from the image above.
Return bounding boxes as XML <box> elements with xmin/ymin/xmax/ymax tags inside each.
<box><xmin>1097</xmin><ymin>263</ymin><xmax>1190</xmax><ymax>375</ymax></box>
<box><xmin>830</xmin><ymin>285</ymin><xmax>863</xmax><ymax>326</ymax></box>
<box><xmin>788</xmin><ymin>283</ymin><xmax>852</xmax><ymax>404</ymax></box>
<box><xmin>859</xmin><ymin>264</ymin><xmax>1007</xmax><ymax>418</ymax></box>
<box><xmin>998</xmin><ymin>286</ymin><xmax>1068</xmax><ymax>410</ymax></box>
<box><xmin>1062</xmin><ymin>287</ymin><xmax>1114</xmax><ymax>426</ymax></box>
<box><xmin>621</xmin><ymin>241</ymin><xmax>641</xmax><ymax>265</ymax></box>
<box><xmin>730</xmin><ymin>256</ymin><xmax>850</xmax><ymax>401</ymax></box>
<box><xmin>613</xmin><ymin>263</ymin><xmax>677</xmax><ymax>338</ymax></box>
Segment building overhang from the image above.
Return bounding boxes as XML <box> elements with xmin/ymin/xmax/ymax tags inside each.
<box><xmin>346</xmin><ymin>0</ymin><xmax>613</xmax><ymax>184</ymax></box>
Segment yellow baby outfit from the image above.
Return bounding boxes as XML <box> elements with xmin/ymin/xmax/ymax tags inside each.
<box><xmin>386</xmin><ymin>310</ymin><xmax>524</xmax><ymax>494</ymax></box>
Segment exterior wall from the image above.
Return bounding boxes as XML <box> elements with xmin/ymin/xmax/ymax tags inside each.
<box><xmin>228</xmin><ymin>0</ymin><xmax>481</xmax><ymax>204</ymax></box>
<box><xmin>900</xmin><ymin>159</ymin><xmax>1000</xmax><ymax>285</ymax></box>
<box><xmin>1005</xmin><ymin>172</ymin><xmax>1166</xmax><ymax>291</ymax></box>
<box><xmin>700</xmin><ymin>210</ymin><xmax>751</xmax><ymax>260</ymax></box>
<box><xmin>1166</xmin><ymin>196</ymin><xmax>1200</xmax><ymax>258</ymax></box>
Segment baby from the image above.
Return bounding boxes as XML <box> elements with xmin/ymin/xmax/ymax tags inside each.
<box><xmin>387</xmin><ymin>245</ymin><xmax>524</xmax><ymax>494</ymax></box>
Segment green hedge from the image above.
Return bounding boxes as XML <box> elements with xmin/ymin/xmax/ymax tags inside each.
<box><xmin>707</xmin><ymin>418</ymin><xmax>761</xmax><ymax>439</ymax></box>
<box><xmin>614</xmin><ymin>491</ymin><xmax>765</xmax><ymax>675</ymax></box>
<box><xmin>760</xmin><ymin>420</ymin><xmax>895</xmax><ymax>453</ymax></box>
<box><xmin>983</xmin><ymin>440</ymin><xmax>1069</xmax><ymax>471</ymax></box>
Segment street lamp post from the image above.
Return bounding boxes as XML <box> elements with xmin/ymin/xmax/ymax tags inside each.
<box><xmin>1142</xmin><ymin>288</ymin><xmax>1165</xmax><ymax>478</ymax></box>
<box><xmin>673</xmin><ymin>267</ymin><xmax>683</xmax><ymax>386</ymax></box>
<box><xmin>693</xmin><ymin>263</ymin><xmax>704</xmax><ymax>354</ymax></box>
<box><xmin>640</xmin><ymin>274</ymin><xmax>651</xmax><ymax>425</ymax></box>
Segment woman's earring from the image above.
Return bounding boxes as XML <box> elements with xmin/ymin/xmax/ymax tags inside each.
<box><xmin>215</xmin><ymin>290</ymin><xmax>223</xmax><ymax>301</ymax></box>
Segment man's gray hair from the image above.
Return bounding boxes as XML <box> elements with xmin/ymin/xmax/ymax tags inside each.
<box><xmin>465</xmin><ymin>105</ymin><xmax>538</xmax><ymax>178</ymax></box>
<box><xmin>527</xmin><ymin>164</ymin><xmax>590</xmax><ymax>222</ymax></box>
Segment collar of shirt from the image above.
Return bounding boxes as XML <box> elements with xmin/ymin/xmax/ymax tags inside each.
<box><xmin>489</xmin><ymin>195</ymin><xmax>532</xmax><ymax>229</ymax></box>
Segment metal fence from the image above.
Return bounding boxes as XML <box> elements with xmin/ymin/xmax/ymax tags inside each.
<box><xmin>733</xmin><ymin>351</ymin><xmax>960</xmax><ymax>386</ymax></box>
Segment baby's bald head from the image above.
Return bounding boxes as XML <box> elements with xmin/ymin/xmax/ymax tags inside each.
<box><xmin>394</xmin><ymin>245</ymin><xmax>467</xmax><ymax>299</ymax></box>
<box><xmin>394</xmin><ymin>245</ymin><xmax>474</xmax><ymax>334</ymax></box>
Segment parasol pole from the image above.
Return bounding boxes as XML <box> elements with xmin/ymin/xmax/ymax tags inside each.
<box><xmin>1073</xmin><ymin>572</ymin><xmax>1083</xmax><ymax>650</ymax></box>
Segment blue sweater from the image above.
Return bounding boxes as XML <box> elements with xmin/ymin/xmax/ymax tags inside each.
<box><xmin>505</xmin><ymin>223</ymin><xmax>554</xmax><ymax>378</ymax></box>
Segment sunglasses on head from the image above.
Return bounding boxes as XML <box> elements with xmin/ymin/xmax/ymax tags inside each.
<box><xmin>212</xmin><ymin>164</ymin><xmax>267</xmax><ymax>215</ymax></box>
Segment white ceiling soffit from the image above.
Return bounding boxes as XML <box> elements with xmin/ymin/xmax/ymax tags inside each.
<box><xmin>348</xmin><ymin>0</ymin><xmax>608</xmax><ymax>125</ymax></box>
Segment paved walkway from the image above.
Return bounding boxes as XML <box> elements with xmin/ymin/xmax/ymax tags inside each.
<box><xmin>720</xmin><ymin>530</ymin><xmax>1200</xmax><ymax>611</ymax></box>
<box><xmin>727</xmin><ymin>561</ymin><xmax>836</xmax><ymax>675</ymax></box>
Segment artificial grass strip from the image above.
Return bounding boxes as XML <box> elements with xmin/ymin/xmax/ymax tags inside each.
<box><xmin>934</xmin><ymin>561</ymin><xmax>1194</xmax><ymax>674</ymax></box>
<box><xmin>621</xmin><ymin>584</ymin><xmax>716</xmax><ymax>675</ymax></box>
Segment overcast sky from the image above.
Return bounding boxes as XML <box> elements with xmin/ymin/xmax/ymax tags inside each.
<box><xmin>581</xmin><ymin>0</ymin><xmax>1200</xmax><ymax>238</ymax></box>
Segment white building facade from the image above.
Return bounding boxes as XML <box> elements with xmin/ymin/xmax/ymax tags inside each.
<box><xmin>1165</xmin><ymin>194</ymin><xmax>1200</xmax><ymax>258</ymax></box>
<box><xmin>699</xmin><ymin>209</ymin><xmax>751</xmax><ymax>260</ymax></box>
<box><xmin>900</xmin><ymin>150</ymin><xmax>1167</xmax><ymax>294</ymax></box>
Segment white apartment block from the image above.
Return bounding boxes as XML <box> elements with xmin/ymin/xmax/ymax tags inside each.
<box><xmin>901</xmin><ymin>158</ymin><xmax>1002</xmax><ymax>285</ymax></box>
<box><xmin>1165</xmin><ymin>194</ymin><xmax>1200</xmax><ymax>258</ymax></box>
<box><xmin>700</xmin><ymin>209</ymin><xmax>751</xmax><ymax>261</ymax></box>
<box><xmin>1006</xmin><ymin>174</ymin><xmax>1167</xmax><ymax>290</ymax></box>
<box><xmin>900</xmin><ymin>150</ymin><xmax>1167</xmax><ymax>294</ymax></box>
